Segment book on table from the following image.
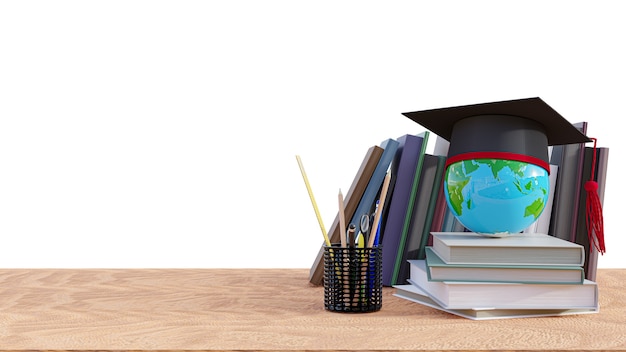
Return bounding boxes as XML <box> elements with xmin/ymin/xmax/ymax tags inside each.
<box><xmin>310</xmin><ymin>138</ymin><xmax>398</xmax><ymax>285</ymax></box>
<box><xmin>392</xmin><ymin>153</ymin><xmax>442</xmax><ymax>285</ymax></box>
<box><xmin>381</xmin><ymin>132</ymin><xmax>429</xmax><ymax>286</ymax></box>
<box><xmin>414</xmin><ymin>155</ymin><xmax>446</xmax><ymax>261</ymax></box>
<box><xmin>349</xmin><ymin>138</ymin><xmax>399</xmax><ymax>240</ymax></box>
<box><xmin>523</xmin><ymin>163</ymin><xmax>558</xmax><ymax>235</ymax></box>
<box><xmin>393</xmin><ymin>282</ymin><xmax>599</xmax><ymax>320</ymax></box>
<box><xmin>424</xmin><ymin>247</ymin><xmax>585</xmax><ymax>284</ymax></box>
<box><xmin>405</xmin><ymin>259</ymin><xmax>598</xmax><ymax>310</ymax></box>
<box><xmin>573</xmin><ymin>145</ymin><xmax>609</xmax><ymax>281</ymax></box>
<box><xmin>582</xmin><ymin>146</ymin><xmax>609</xmax><ymax>281</ymax></box>
<box><xmin>308</xmin><ymin>145</ymin><xmax>384</xmax><ymax>285</ymax></box>
<box><xmin>427</xmin><ymin>135</ymin><xmax>450</xmax><ymax>237</ymax></box>
<box><xmin>549</xmin><ymin>121</ymin><xmax>588</xmax><ymax>241</ymax></box>
<box><xmin>430</xmin><ymin>232</ymin><xmax>585</xmax><ymax>266</ymax></box>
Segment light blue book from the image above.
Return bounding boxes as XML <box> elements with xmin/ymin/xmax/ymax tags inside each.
<box><xmin>349</xmin><ymin>138</ymin><xmax>399</xmax><ymax>244</ymax></box>
<box><xmin>424</xmin><ymin>247</ymin><xmax>585</xmax><ymax>284</ymax></box>
<box><xmin>430</xmin><ymin>232</ymin><xmax>585</xmax><ymax>266</ymax></box>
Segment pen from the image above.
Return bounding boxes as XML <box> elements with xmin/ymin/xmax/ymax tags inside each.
<box><xmin>347</xmin><ymin>223</ymin><xmax>356</xmax><ymax>248</ymax></box>
<box><xmin>371</xmin><ymin>201</ymin><xmax>380</xmax><ymax>245</ymax></box>
<box><xmin>365</xmin><ymin>170</ymin><xmax>391</xmax><ymax>302</ymax></box>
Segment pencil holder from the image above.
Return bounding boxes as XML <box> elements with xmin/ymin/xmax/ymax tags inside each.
<box><xmin>323</xmin><ymin>244</ymin><xmax>383</xmax><ymax>313</ymax></box>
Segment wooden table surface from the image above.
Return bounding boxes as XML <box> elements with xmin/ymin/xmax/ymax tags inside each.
<box><xmin>0</xmin><ymin>268</ymin><xmax>624</xmax><ymax>351</ymax></box>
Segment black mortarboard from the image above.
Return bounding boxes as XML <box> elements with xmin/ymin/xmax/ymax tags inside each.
<box><xmin>402</xmin><ymin>97</ymin><xmax>592</xmax><ymax>172</ymax></box>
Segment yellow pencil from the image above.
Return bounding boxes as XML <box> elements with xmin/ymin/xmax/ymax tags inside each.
<box><xmin>295</xmin><ymin>155</ymin><xmax>331</xmax><ymax>246</ymax></box>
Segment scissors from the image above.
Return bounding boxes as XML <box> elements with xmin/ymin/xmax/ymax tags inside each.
<box><xmin>358</xmin><ymin>213</ymin><xmax>370</xmax><ymax>248</ymax></box>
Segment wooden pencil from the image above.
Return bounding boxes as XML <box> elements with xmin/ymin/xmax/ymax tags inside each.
<box><xmin>338</xmin><ymin>189</ymin><xmax>347</xmax><ymax>248</ymax></box>
<box><xmin>367</xmin><ymin>170</ymin><xmax>391</xmax><ymax>248</ymax></box>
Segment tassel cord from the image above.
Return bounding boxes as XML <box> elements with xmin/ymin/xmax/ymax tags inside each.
<box><xmin>584</xmin><ymin>137</ymin><xmax>606</xmax><ymax>254</ymax></box>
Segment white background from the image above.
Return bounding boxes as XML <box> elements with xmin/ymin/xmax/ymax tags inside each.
<box><xmin>1</xmin><ymin>1</ymin><xmax>623</xmax><ymax>268</ymax></box>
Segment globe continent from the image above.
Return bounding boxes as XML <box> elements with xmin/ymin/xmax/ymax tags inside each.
<box><xmin>444</xmin><ymin>159</ymin><xmax>550</xmax><ymax>235</ymax></box>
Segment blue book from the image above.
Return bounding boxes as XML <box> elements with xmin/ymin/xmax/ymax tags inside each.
<box><xmin>348</xmin><ymin>138</ymin><xmax>399</xmax><ymax>245</ymax></box>
<box><xmin>380</xmin><ymin>133</ymin><xmax>428</xmax><ymax>286</ymax></box>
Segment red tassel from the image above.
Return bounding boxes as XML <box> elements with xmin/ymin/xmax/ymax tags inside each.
<box><xmin>584</xmin><ymin>138</ymin><xmax>606</xmax><ymax>254</ymax></box>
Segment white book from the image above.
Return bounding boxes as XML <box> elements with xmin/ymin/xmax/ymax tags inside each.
<box><xmin>408</xmin><ymin>259</ymin><xmax>598</xmax><ymax>310</ymax></box>
<box><xmin>431</xmin><ymin>232</ymin><xmax>585</xmax><ymax>266</ymax></box>
<box><xmin>393</xmin><ymin>283</ymin><xmax>599</xmax><ymax>320</ymax></box>
<box><xmin>523</xmin><ymin>164</ymin><xmax>559</xmax><ymax>234</ymax></box>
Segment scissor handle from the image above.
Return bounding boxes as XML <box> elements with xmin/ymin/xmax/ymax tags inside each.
<box><xmin>360</xmin><ymin>214</ymin><xmax>370</xmax><ymax>233</ymax></box>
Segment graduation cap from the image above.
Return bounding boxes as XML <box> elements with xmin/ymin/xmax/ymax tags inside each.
<box><xmin>402</xmin><ymin>97</ymin><xmax>592</xmax><ymax>173</ymax></box>
<box><xmin>402</xmin><ymin>97</ymin><xmax>605</xmax><ymax>252</ymax></box>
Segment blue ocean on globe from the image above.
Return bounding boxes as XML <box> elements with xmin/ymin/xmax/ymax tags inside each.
<box><xmin>444</xmin><ymin>159</ymin><xmax>550</xmax><ymax>235</ymax></box>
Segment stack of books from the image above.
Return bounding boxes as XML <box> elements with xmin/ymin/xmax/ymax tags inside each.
<box><xmin>393</xmin><ymin>232</ymin><xmax>600</xmax><ymax>320</ymax></box>
<box><xmin>308</xmin><ymin>121</ymin><xmax>609</xmax><ymax>287</ymax></box>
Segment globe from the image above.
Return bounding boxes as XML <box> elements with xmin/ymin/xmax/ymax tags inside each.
<box><xmin>444</xmin><ymin>158</ymin><xmax>550</xmax><ymax>236</ymax></box>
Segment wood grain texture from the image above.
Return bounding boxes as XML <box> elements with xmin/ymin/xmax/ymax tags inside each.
<box><xmin>0</xmin><ymin>268</ymin><xmax>624</xmax><ymax>351</ymax></box>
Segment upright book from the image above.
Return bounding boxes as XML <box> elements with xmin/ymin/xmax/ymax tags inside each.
<box><xmin>523</xmin><ymin>164</ymin><xmax>559</xmax><ymax>234</ymax></box>
<box><xmin>308</xmin><ymin>145</ymin><xmax>384</xmax><ymax>285</ymax></box>
<box><xmin>415</xmin><ymin>155</ymin><xmax>446</xmax><ymax>260</ymax></box>
<box><xmin>430</xmin><ymin>232</ymin><xmax>585</xmax><ymax>266</ymax></box>
<box><xmin>424</xmin><ymin>247</ymin><xmax>585</xmax><ymax>284</ymax></box>
<box><xmin>574</xmin><ymin>146</ymin><xmax>609</xmax><ymax>280</ymax></box>
<box><xmin>549</xmin><ymin>121</ymin><xmax>588</xmax><ymax>241</ymax></box>
<box><xmin>380</xmin><ymin>134</ymin><xmax>426</xmax><ymax>284</ymax></box>
<box><xmin>381</xmin><ymin>132</ymin><xmax>429</xmax><ymax>286</ymax></box>
<box><xmin>428</xmin><ymin>173</ymin><xmax>447</xmax><ymax>237</ymax></box>
<box><xmin>392</xmin><ymin>153</ymin><xmax>441</xmax><ymax>285</ymax></box>
<box><xmin>349</xmin><ymin>138</ymin><xmax>399</xmax><ymax>241</ymax></box>
<box><xmin>585</xmin><ymin>146</ymin><xmax>609</xmax><ymax>282</ymax></box>
<box><xmin>427</xmin><ymin>136</ymin><xmax>451</xmax><ymax>237</ymax></box>
<box><xmin>407</xmin><ymin>260</ymin><xmax>598</xmax><ymax>310</ymax></box>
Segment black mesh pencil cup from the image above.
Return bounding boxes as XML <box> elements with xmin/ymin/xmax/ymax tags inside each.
<box><xmin>323</xmin><ymin>244</ymin><xmax>382</xmax><ymax>313</ymax></box>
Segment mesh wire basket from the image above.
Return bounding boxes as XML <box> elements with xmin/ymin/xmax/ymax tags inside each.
<box><xmin>323</xmin><ymin>244</ymin><xmax>382</xmax><ymax>313</ymax></box>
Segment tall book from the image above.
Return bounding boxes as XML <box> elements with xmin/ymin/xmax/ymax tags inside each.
<box><xmin>430</xmin><ymin>232</ymin><xmax>585</xmax><ymax>266</ymax></box>
<box><xmin>407</xmin><ymin>259</ymin><xmax>598</xmax><ymax>310</ymax></box>
<box><xmin>428</xmin><ymin>135</ymin><xmax>451</xmax><ymax>238</ymax></box>
<box><xmin>424</xmin><ymin>247</ymin><xmax>585</xmax><ymax>284</ymax></box>
<box><xmin>379</xmin><ymin>134</ymin><xmax>426</xmax><ymax>281</ymax></box>
<box><xmin>586</xmin><ymin>146</ymin><xmax>609</xmax><ymax>281</ymax></box>
<box><xmin>392</xmin><ymin>154</ymin><xmax>440</xmax><ymax>285</ymax></box>
<box><xmin>523</xmin><ymin>164</ymin><xmax>558</xmax><ymax>234</ymax></box>
<box><xmin>548</xmin><ymin>121</ymin><xmax>588</xmax><ymax>241</ymax></box>
<box><xmin>574</xmin><ymin>146</ymin><xmax>609</xmax><ymax>280</ymax></box>
<box><xmin>440</xmin><ymin>206</ymin><xmax>467</xmax><ymax>233</ymax></box>
<box><xmin>416</xmin><ymin>155</ymin><xmax>446</xmax><ymax>259</ymax></box>
<box><xmin>393</xmin><ymin>283</ymin><xmax>598</xmax><ymax>320</ymax></box>
<box><xmin>381</xmin><ymin>132</ymin><xmax>429</xmax><ymax>286</ymax></box>
<box><xmin>349</xmin><ymin>138</ymin><xmax>399</xmax><ymax>242</ymax></box>
<box><xmin>428</xmin><ymin>176</ymin><xmax>447</xmax><ymax>237</ymax></box>
<box><xmin>308</xmin><ymin>145</ymin><xmax>384</xmax><ymax>285</ymax></box>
